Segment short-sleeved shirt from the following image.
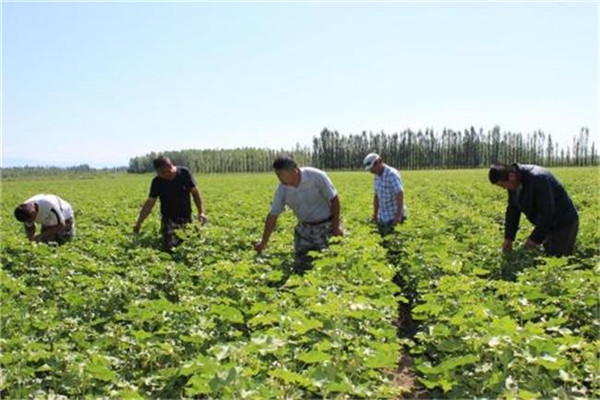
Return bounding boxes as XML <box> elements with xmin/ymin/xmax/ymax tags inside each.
<box><xmin>269</xmin><ymin>167</ymin><xmax>337</xmax><ymax>223</ymax></box>
<box><xmin>24</xmin><ymin>194</ymin><xmax>74</xmax><ymax>227</ymax></box>
<box><xmin>149</xmin><ymin>166</ymin><xmax>196</xmax><ymax>220</ymax></box>
<box><xmin>375</xmin><ymin>165</ymin><xmax>408</xmax><ymax>223</ymax></box>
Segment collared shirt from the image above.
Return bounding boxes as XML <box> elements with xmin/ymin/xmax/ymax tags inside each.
<box><xmin>505</xmin><ymin>163</ymin><xmax>578</xmax><ymax>243</ymax></box>
<box><xmin>270</xmin><ymin>167</ymin><xmax>337</xmax><ymax>223</ymax></box>
<box><xmin>375</xmin><ymin>165</ymin><xmax>407</xmax><ymax>223</ymax></box>
<box><xmin>24</xmin><ymin>194</ymin><xmax>73</xmax><ymax>227</ymax></box>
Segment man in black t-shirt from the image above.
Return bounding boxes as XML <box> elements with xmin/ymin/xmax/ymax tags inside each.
<box><xmin>133</xmin><ymin>156</ymin><xmax>207</xmax><ymax>251</ymax></box>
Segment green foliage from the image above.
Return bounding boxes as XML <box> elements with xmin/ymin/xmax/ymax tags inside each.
<box><xmin>1</xmin><ymin>172</ymin><xmax>400</xmax><ymax>397</ymax></box>
<box><xmin>1</xmin><ymin>168</ymin><xmax>597</xmax><ymax>398</ymax></box>
<box><xmin>384</xmin><ymin>168</ymin><xmax>599</xmax><ymax>398</ymax></box>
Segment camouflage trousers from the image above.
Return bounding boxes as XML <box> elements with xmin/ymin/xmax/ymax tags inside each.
<box><xmin>161</xmin><ymin>217</ymin><xmax>190</xmax><ymax>252</ymax></box>
<box><xmin>293</xmin><ymin>220</ymin><xmax>333</xmax><ymax>273</ymax></box>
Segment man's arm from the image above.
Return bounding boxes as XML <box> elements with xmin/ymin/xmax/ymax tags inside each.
<box><xmin>394</xmin><ymin>191</ymin><xmax>404</xmax><ymax>224</ymax></box>
<box><xmin>330</xmin><ymin>195</ymin><xmax>343</xmax><ymax>236</ymax></box>
<box><xmin>25</xmin><ymin>224</ymin><xmax>36</xmax><ymax>241</ymax></box>
<box><xmin>191</xmin><ymin>187</ymin><xmax>207</xmax><ymax>224</ymax></box>
<box><xmin>133</xmin><ymin>198</ymin><xmax>157</xmax><ymax>233</ymax></box>
<box><xmin>390</xmin><ymin>173</ymin><xmax>405</xmax><ymax>224</ymax></box>
<box><xmin>254</xmin><ymin>213</ymin><xmax>278</xmax><ymax>253</ymax></box>
<box><xmin>255</xmin><ymin>185</ymin><xmax>285</xmax><ymax>252</ymax></box>
<box><xmin>503</xmin><ymin>192</ymin><xmax>521</xmax><ymax>252</ymax></box>
<box><xmin>372</xmin><ymin>194</ymin><xmax>379</xmax><ymax>222</ymax></box>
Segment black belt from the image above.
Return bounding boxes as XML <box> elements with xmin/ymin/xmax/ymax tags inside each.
<box><xmin>301</xmin><ymin>215</ymin><xmax>333</xmax><ymax>226</ymax></box>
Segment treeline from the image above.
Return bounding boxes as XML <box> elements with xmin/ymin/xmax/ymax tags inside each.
<box><xmin>1</xmin><ymin>165</ymin><xmax>127</xmax><ymax>180</ymax></box>
<box><xmin>128</xmin><ymin>127</ymin><xmax>597</xmax><ymax>173</ymax></box>
<box><xmin>128</xmin><ymin>147</ymin><xmax>312</xmax><ymax>174</ymax></box>
<box><xmin>312</xmin><ymin>126</ymin><xmax>596</xmax><ymax>170</ymax></box>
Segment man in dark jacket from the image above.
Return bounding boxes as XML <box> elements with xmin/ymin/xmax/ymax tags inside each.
<box><xmin>489</xmin><ymin>163</ymin><xmax>579</xmax><ymax>256</ymax></box>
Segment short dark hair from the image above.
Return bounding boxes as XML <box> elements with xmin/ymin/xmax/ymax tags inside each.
<box><xmin>14</xmin><ymin>203</ymin><xmax>35</xmax><ymax>222</ymax></box>
<box><xmin>153</xmin><ymin>156</ymin><xmax>172</xmax><ymax>170</ymax></box>
<box><xmin>489</xmin><ymin>164</ymin><xmax>513</xmax><ymax>184</ymax></box>
<box><xmin>273</xmin><ymin>155</ymin><xmax>297</xmax><ymax>171</ymax></box>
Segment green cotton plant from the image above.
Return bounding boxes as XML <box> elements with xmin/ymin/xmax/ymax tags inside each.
<box><xmin>0</xmin><ymin>168</ymin><xmax>597</xmax><ymax>398</ymax></box>
<box><xmin>388</xmin><ymin>169</ymin><xmax>600</xmax><ymax>398</ymax></box>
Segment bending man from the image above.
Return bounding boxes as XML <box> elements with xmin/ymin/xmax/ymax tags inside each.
<box><xmin>14</xmin><ymin>194</ymin><xmax>75</xmax><ymax>244</ymax></box>
<box><xmin>489</xmin><ymin>163</ymin><xmax>578</xmax><ymax>256</ymax></box>
<box><xmin>254</xmin><ymin>155</ymin><xmax>343</xmax><ymax>272</ymax></box>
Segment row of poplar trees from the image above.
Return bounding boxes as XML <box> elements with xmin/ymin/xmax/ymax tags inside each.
<box><xmin>128</xmin><ymin>126</ymin><xmax>596</xmax><ymax>173</ymax></box>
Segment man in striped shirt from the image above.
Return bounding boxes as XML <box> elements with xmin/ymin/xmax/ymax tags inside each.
<box><xmin>363</xmin><ymin>153</ymin><xmax>408</xmax><ymax>235</ymax></box>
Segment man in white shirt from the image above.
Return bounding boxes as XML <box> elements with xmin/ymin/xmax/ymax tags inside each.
<box><xmin>254</xmin><ymin>155</ymin><xmax>343</xmax><ymax>272</ymax></box>
<box><xmin>14</xmin><ymin>194</ymin><xmax>75</xmax><ymax>244</ymax></box>
<box><xmin>363</xmin><ymin>153</ymin><xmax>408</xmax><ymax>235</ymax></box>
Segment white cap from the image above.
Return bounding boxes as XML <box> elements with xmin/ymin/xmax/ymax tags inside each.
<box><xmin>363</xmin><ymin>153</ymin><xmax>380</xmax><ymax>170</ymax></box>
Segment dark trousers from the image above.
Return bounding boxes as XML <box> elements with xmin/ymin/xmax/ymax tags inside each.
<box><xmin>161</xmin><ymin>217</ymin><xmax>190</xmax><ymax>252</ymax></box>
<box><xmin>377</xmin><ymin>217</ymin><xmax>406</xmax><ymax>236</ymax></box>
<box><xmin>40</xmin><ymin>218</ymin><xmax>75</xmax><ymax>244</ymax></box>
<box><xmin>543</xmin><ymin>218</ymin><xmax>579</xmax><ymax>257</ymax></box>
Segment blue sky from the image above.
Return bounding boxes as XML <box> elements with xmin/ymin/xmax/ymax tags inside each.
<box><xmin>2</xmin><ymin>2</ymin><xmax>598</xmax><ymax>167</ymax></box>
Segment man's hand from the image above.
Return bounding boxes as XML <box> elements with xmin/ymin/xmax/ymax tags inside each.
<box><xmin>253</xmin><ymin>240</ymin><xmax>266</xmax><ymax>253</ymax></box>
<box><xmin>502</xmin><ymin>239</ymin><xmax>513</xmax><ymax>253</ymax></box>
<box><xmin>134</xmin><ymin>198</ymin><xmax>156</xmax><ymax>235</ymax></box>
<box><xmin>332</xmin><ymin>226</ymin><xmax>344</xmax><ymax>236</ymax></box>
<box><xmin>198</xmin><ymin>213</ymin><xmax>208</xmax><ymax>225</ymax></box>
<box><xmin>524</xmin><ymin>238</ymin><xmax>539</xmax><ymax>249</ymax></box>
